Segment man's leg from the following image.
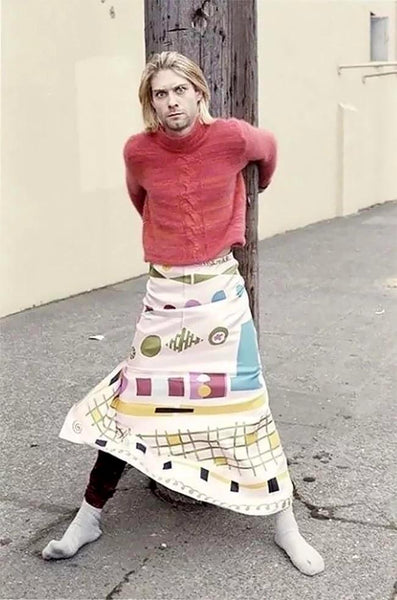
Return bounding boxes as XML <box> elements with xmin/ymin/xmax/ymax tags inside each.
<box><xmin>274</xmin><ymin>504</ymin><xmax>324</xmax><ymax>576</ymax></box>
<box><xmin>42</xmin><ymin>451</ymin><xmax>126</xmax><ymax>560</ymax></box>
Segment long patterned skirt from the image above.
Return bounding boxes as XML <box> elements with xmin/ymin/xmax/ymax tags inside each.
<box><xmin>60</xmin><ymin>253</ymin><xmax>293</xmax><ymax>515</ymax></box>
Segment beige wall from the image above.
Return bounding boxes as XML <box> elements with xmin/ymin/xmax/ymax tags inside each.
<box><xmin>257</xmin><ymin>0</ymin><xmax>397</xmax><ymax>239</ymax></box>
<box><xmin>1</xmin><ymin>0</ymin><xmax>146</xmax><ymax>317</ymax></box>
<box><xmin>1</xmin><ymin>0</ymin><xmax>396</xmax><ymax>317</ymax></box>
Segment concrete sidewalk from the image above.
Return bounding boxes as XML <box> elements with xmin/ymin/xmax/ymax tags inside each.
<box><xmin>1</xmin><ymin>202</ymin><xmax>396</xmax><ymax>600</ymax></box>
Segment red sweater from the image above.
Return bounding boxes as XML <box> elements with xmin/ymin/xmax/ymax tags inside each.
<box><xmin>123</xmin><ymin>118</ymin><xmax>277</xmax><ymax>265</ymax></box>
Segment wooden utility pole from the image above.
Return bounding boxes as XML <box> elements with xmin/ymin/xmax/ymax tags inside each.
<box><xmin>144</xmin><ymin>0</ymin><xmax>259</xmax><ymax>327</ymax></box>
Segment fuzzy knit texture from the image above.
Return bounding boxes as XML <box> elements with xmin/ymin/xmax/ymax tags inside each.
<box><xmin>123</xmin><ymin>118</ymin><xmax>277</xmax><ymax>265</ymax></box>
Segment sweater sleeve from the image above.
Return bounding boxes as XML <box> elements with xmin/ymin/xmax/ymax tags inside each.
<box><xmin>237</xmin><ymin>119</ymin><xmax>277</xmax><ymax>190</ymax></box>
<box><xmin>123</xmin><ymin>138</ymin><xmax>146</xmax><ymax>217</ymax></box>
<box><xmin>125</xmin><ymin>169</ymin><xmax>146</xmax><ymax>216</ymax></box>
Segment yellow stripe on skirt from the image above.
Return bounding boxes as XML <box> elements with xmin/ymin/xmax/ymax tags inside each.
<box><xmin>60</xmin><ymin>253</ymin><xmax>293</xmax><ymax>515</ymax></box>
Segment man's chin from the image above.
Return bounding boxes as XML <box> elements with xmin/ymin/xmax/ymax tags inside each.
<box><xmin>168</xmin><ymin>123</ymin><xmax>188</xmax><ymax>131</ymax></box>
<box><xmin>162</xmin><ymin>116</ymin><xmax>196</xmax><ymax>136</ymax></box>
<box><xmin>166</xmin><ymin>117</ymin><xmax>190</xmax><ymax>130</ymax></box>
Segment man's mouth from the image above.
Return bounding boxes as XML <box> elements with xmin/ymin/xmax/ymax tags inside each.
<box><xmin>168</xmin><ymin>113</ymin><xmax>183</xmax><ymax>118</ymax></box>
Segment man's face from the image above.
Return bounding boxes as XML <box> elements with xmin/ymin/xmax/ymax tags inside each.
<box><xmin>151</xmin><ymin>69</ymin><xmax>202</xmax><ymax>136</ymax></box>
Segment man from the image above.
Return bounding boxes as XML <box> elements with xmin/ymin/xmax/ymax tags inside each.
<box><xmin>42</xmin><ymin>52</ymin><xmax>324</xmax><ymax>577</ymax></box>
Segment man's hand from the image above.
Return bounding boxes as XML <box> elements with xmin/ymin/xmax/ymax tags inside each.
<box><xmin>258</xmin><ymin>183</ymin><xmax>269</xmax><ymax>194</ymax></box>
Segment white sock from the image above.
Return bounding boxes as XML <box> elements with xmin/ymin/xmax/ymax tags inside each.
<box><xmin>42</xmin><ymin>499</ymin><xmax>102</xmax><ymax>560</ymax></box>
<box><xmin>274</xmin><ymin>505</ymin><xmax>325</xmax><ymax>576</ymax></box>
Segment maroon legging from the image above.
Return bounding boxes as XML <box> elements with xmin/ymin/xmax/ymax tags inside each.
<box><xmin>84</xmin><ymin>451</ymin><xmax>126</xmax><ymax>509</ymax></box>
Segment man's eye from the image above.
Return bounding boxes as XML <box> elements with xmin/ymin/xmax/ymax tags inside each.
<box><xmin>155</xmin><ymin>91</ymin><xmax>166</xmax><ymax>99</ymax></box>
<box><xmin>176</xmin><ymin>87</ymin><xmax>186</xmax><ymax>95</ymax></box>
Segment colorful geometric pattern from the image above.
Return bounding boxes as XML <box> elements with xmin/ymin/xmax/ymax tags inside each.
<box><xmin>140</xmin><ymin>335</ymin><xmax>162</xmax><ymax>357</ymax></box>
<box><xmin>138</xmin><ymin>412</ymin><xmax>283</xmax><ymax>476</ymax></box>
<box><xmin>59</xmin><ymin>253</ymin><xmax>293</xmax><ymax>516</ymax></box>
<box><xmin>111</xmin><ymin>392</ymin><xmax>266</xmax><ymax>417</ymax></box>
<box><xmin>230</xmin><ymin>320</ymin><xmax>262</xmax><ymax>391</ymax></box>
<box><xmin>166</xmin><ymin>327</ymin><xmax>202</xmax><ymax>353</ymax></box>
<box><xmin>82</xmin><ymin>391</ymin><xmax>125</xmax><ymax>443</ymax></box>
<box><xmin>136</xmin><ymin>378</ymin><xmax>152</xmax><ymax>396</ymax></box>
<box><xmin>168</xmin><ymin>377</ymin><xmax>185</xmax><ymax>396</ymax></box>
<box><xmin>189</xmin><ymin>372</ymin><xmax>227</xmax><ymax>398</ymax></box>
<box><xmin>149</xmin><ymin>262</ymin><xmax>238</xmax><ymax>285</ymax></box>
<box><xmin>208</xmin><ymin>327</ymin><xmax>229</xmax><ymax>345</ymax></box>
<box><xmin>212</xmin><ymin>290</ymin><xmax>227</xmax><ymax>302</ymax></box>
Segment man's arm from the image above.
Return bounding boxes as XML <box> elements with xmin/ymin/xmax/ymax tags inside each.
<box><xmin>123</xmin><ymin>138</ymin><xmax>146</xmax><ymax>216</ymax></box>
<box><xmin>125</xmin><ymin>169</ymin><xmax>146</xmax><ymax>216</ymax></box>
<box><xmin>238</xmin><ymin>120</ymin><xmax>278</xmax><ymax>192</ymax></box>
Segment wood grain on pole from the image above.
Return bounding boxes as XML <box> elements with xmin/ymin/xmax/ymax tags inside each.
<box><xmin>144</xmin><ymin>0</ymin><xmax>259</xmax><ymax>327</ymax></box>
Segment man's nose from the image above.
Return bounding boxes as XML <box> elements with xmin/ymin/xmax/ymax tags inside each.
<box><xmin>168</xmin><ymin>93</ymin><xmax>179</xmax><ymax>108</ymax></box>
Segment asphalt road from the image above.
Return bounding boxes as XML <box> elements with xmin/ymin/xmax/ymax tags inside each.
<box><xmin>1</xmin><ymin>202</ymin><xmax>396</xmax><ymax>600</ymax></box>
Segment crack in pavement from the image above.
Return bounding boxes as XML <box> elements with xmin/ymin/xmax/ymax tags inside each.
<box><xmin>106</xmin><ymin>556</ymin><xmax>150</xmax><ymax>599</ymax></box>
<box><xmin>0</xmin><ymin>494</ymin><xmax>75</xmax><ymax>515</ymax></box>
<box><xmin>23</xmin><ymin>509</ymin><xmax>77</xmax><ymax>552</ymax></box>
<box><xmin>293</xmin><ymin>483</ymin><xmax>397</xmax><ymax>531</ymax></box>
<box><xmin>149</xmin><ymin>473</ymin><xmax>397</xmax><ymax>530</ymax></box>
<box><xmin>390</xmin><ymin>580</ymin><xmax>397</xmax><ymax>600</ymax></box>
<box><xmin>277</xmin><ymin>419</ymin><xmax>324</xmax><ymax>429</ymax></box>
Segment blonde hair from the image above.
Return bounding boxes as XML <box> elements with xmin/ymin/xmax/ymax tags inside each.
<box><xmin>139</xmin><ymin>51</ymin><xmax>214</xmax><ymax>132</ymax></box>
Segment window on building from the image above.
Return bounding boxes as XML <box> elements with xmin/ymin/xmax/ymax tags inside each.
<box><xmin>370</xmin><ymin>12</ymin><xmax>389</xmax><ymax>61</ymax></box>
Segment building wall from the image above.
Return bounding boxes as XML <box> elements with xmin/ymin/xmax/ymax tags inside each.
<box><xmin>1</xmin><ymin>0</ymin><xmax>146</xmax><ymax>317</ymax></box>
<box><xmin>1</xmin><ymin>0</ymin><xmax>396</xmax><ymax>317</ymax></box>
<box><xmin>257</xmin><ymin>0</ymin><xmax>397</xmax><ymax>239</ymax></box>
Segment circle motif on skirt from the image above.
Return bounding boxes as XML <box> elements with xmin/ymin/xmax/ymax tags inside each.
<box><xmin>208</xmin><ymin>326</ymin><xmax>229</xmax><ymax>345</ymax></box>
<box><xmin>140</xmin><ymin>335</ymin><xmax>162</xmax><ymax>357</ymax></box>
<box><xmin>185</xmin><ymin>299</ymin><xmax>201</xmax><ymax>308</ymax></box>
<box><xmin>72</xmin><ymin>421</ymin><xmax>82</xmax><ymax>434</ymax></box>
<box><xmin>211</xmin><ymin>290</ymin><xmax>226</xmax><ymax>302</ymax></box>
<box><xmin>197</xmin><ymin>384</ymin><xmax>211</xmax><ymax>398</ymax></box>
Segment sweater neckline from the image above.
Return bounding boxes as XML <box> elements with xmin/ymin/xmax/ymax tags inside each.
<box><xmin>154</xmin><ymin>119</ymin><xmax>209</xmax><ymax>153</ymax></box>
